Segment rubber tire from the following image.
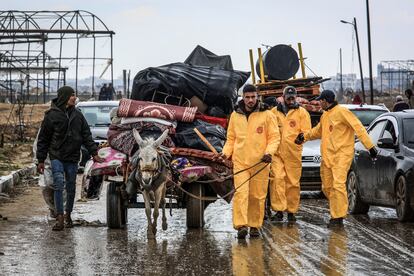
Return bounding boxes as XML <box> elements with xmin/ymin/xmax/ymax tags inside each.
<box><xmin>106</xmin><ymin>182</ymin><xmax>127</xmax><ymax>229</ymax></box>
<box><xmin>186</xmin><ymin>182</ymin><xmax>205</xmax><ymax>228</ymax></box>
<box><xmin>347</xmin><ymin>171</ymin><xmax>370</xmax><ymax>214</ymax></box>
<box><xmin>395</xmin><ymin>175</ymin><xmax>414</xmax><ymax>222</ymax></box>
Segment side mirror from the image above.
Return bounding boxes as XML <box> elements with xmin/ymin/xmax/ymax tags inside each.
<box><xmin>377</xmin><ymin>137</ymin><xmax>397</xmax><ymax>149</ymax></box>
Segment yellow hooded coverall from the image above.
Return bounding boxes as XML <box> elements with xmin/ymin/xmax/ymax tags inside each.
<box><xmin>271</xmin><ymin>105</ymin><xmax>311</xmax><ymax>213</ymax></box>
<box><xmin>223</xmin><ymin>104</ymin><xmax>280</xmax><ymax>229</ymax></box>
<box><xmin>304</xmin><ymin>104</ymin><xmax>374</xmax><ymax>218</ymax></box>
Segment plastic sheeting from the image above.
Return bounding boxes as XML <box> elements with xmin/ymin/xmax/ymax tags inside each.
<box><xmin>184</xmin><ymin>45</ymin><xmax>233</xmax><ymax>70</ymax></box>
<box><xmin>131</xmin><ymin>62</ymin><xmax>250</xmax><ymax>115</ymax></box>
<box><xmin>173</xmin><ymin>120</ymin><xmax>226</xmax><ymax>152</ymax></box>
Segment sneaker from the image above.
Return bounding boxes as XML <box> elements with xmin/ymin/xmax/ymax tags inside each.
<box><xmin>237</xmin><ymin>227</ymin><xmax>248</xmax><ymax>239</ymax></box>
<box><xmin>327</xmin><ymin>218</ymin><xmax>344</xmax><ymax>228</ymax></box>
<box><xmin>287</xmin><ymin>213</ymin><xmax>297</xmax><ymax>222</ymax></box>
<box><xmin>249</xmin><ymin>227</ymin><xmax>260</xmax><ymax>238</ymax></box>
<box><xmin>271</xmin><ymin>211</ymin><xmax>284</xmax><ymax>222</ymax></box>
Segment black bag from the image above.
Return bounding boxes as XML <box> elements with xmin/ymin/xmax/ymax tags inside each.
<box><xmin>131</xmin><ymin>62</ymin><xmax>250</xmax><ymax>115</ymax></box>
<box><xmin>174</xmin><ymin>120</ymin><xmax>226</xmax><ymax>152</ymax></box>
<box><xmin>184</xmin><ymin>45</ymin><xmax>234</xmax><ymax>70</ymax></box>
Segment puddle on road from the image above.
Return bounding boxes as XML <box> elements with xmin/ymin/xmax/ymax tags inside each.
<box><xmin>0</xmin><ymin>181</ymin><xmax>414</xmax><ymax>275</ymax></box>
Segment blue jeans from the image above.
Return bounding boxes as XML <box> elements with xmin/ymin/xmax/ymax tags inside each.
<box><xmin>51</xmin><ymin>160</ymin><xmax>78</xmax><ymax>215</ymax></box>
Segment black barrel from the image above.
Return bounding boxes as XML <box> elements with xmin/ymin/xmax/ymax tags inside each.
<box><xmin>256</xmin><ymin>44</ymin><xmax>300</xmax><ymax>80</ymax></box>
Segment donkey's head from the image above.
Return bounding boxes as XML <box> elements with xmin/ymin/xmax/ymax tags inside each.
<box><xmin>132</xmin><ymin>129</ymin><xmax>169</xmax><ymax>190</ymax></box>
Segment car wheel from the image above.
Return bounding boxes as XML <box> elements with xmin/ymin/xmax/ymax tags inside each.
<box><xmin>347</xmin><ymin>171</ymin><xmax>369</xmax><ymax>214</ymax></box>
<box><xmin>395</xmin><ymin>175</ymin><xmax>414</xmax><ymax>222</ymax></box>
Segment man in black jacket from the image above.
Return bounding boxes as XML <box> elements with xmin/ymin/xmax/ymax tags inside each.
<box><xmin>37</xmin><ymin>86</ymin><xmax>102</xmax><ymax>231</ymax></box>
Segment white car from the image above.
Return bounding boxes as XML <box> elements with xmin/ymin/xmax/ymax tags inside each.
<box><xmin>76</xmin><ymin>100</ymin><xmax>119</xmax><ymax>168</ymax></box>
<box><xmin>300</xmin><ymin>104</ymin><xmax>389</xmax><ymax>190</ymax></box>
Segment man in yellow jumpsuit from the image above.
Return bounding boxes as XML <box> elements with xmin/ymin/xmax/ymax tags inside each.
<box><xmin>270</xmin><ymin>86</ymin><xmax>311</xmax><ymax>222</ymax></box>
<box><xmin>221</xmin><ymin>84</ymin><xmax>280</xmax><ymax>239</ymax></box>
<box><xmin>295</xmin><ymin>90</ymin><xmax>377</xmax><ymax>227</ymax></box>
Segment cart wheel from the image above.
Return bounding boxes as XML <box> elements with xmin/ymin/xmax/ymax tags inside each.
<box><xmin>186</xmin><ymin>182</ymin><xmax>205</xmax><ymax>228</ymax></box>
<box><xmin>107</xmin><ymin>181</ymin><xmax>127</xmax><ymax>229</ymax></box>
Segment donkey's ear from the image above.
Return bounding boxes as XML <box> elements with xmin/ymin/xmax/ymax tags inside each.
<box><xmin>154</xmin><ymin>129</ymin><xmax>169</xmax><ymax>148</ymax></box>
<box><xmin>132</xmin><ymin>128</ymin><xmax>144</xmax><ymax>147</ymax></box>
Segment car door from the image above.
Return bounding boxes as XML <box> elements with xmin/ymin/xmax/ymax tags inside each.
<box><xmin>355</xmin><ymin>120</ymin><xmax>386</xmax><ymax>200</ymax></box>
<box><xmin>374</xmin><ymin>118</ymin><xmax>399</xmax><ymax>205</ymax></box>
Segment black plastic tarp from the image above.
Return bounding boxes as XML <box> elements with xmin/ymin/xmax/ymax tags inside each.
<box><xmin>131</xmin><ymin>62</ymin><xmax>250</xmax><ymax>115</ymax></box>
<box><xmin>173</xmin><ymin>120</ymin><xmax>227</xmax><ymax>152</ymax></box>
<box><xmin>184</xmin><ymin>45</ymin><xmax>234</xmax><ymax>70</ymax></box>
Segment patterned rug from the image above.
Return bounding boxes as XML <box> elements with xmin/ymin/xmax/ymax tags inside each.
<box><xmin>117</xmin><ymin>98</ymin><xmax>197</xmax><ymax>122</ymax></box>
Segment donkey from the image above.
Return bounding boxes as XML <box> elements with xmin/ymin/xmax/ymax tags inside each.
<box><xmin>131</xmin><ymin>128</ymin><xmax>170</xmax><ymax>239</ymax></box>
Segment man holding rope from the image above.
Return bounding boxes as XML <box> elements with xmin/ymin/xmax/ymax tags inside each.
<box><xmin>218</xmin><ymin>84</ymin><xmax>280</xmax><ymax>239</ymax></box>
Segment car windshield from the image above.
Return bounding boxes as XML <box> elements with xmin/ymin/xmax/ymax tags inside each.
<box><xmin>351</xmin><ymin>109</ymin><xmax>387</xmax><ymax>126</ymax></box>
<box><xmin>403</xmin><ymin>118</ymin><xmax>414</xmax><ymax>149</ymax></box>
<box><xmin>78</xmin><ymin>106</ymin><xmax>115</xmax><ymax>127</ymax></box>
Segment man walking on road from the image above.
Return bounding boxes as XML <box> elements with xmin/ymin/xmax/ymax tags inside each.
<box><xmin>219</xmin><ymin>84</ymin><xmax>280</xmax><ymax>239</ymax></box>
<box><xmin>270</xmin><ymin>86</ymin><xmax>311</xmax><ymax>222</ymax></box>
<box><xmin>37</xmin><ymin>86</ymin><xmax>103</xmax><ymax>231</ymax></box>
<box><xmin>295</xmin><ymin>90</ymin><xmax>377</xmax><ymax>227</ymax></box>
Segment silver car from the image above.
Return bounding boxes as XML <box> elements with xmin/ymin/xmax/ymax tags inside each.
<box><xmin>76</xmin><ymin>100</ymin><xmax>119</xmax><ymax>168</ymax></box>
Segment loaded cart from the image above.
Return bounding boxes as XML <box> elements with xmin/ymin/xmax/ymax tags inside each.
<box><xmin>84</xmin><ymin>98</ymin><xmax>234</xmax><ymax>229</ymax></box>
<box><xmin>82</xmin><ymin>46</ymin><xmax>249</xmax><ymax>230</ymax></box>
<box><xmin>104</xmin><ymin>147</ymin><xmax>233</xmax><ymax>229</ymax></box>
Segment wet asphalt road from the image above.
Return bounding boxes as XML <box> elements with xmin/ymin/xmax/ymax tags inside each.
<box><xmin>0</xmin><ymin>180</ymin><xmax>414</xmax><ymax>275</ymax></box>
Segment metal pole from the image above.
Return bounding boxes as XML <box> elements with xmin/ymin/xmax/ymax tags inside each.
<box><xmin>248</xmin><ymin>49</ymin><xmax>256</xmax><ymax>84</ymax></box>
<box><xmin>298</xmin><ymin>42</ymin><xmax>306</xmax><ymax>78</ymax></box>
<box><xmin>340</xmin><ymin>48</ymin><xmax>343</xmax><ymax>95</ymax></box>
<box><xmin>75</xmin><ymin>14</ymin><xmax>79</xmax><ymax>96</ymax></box>
<box><xmin>42</xmin><ymin>40</ymin><xmax>46</xmax><ymax>104</ymax></box>
<box><xmin>110</xmin><ymin>34</ymin><xmax>114</xmax><ymax>86</ymax></box>
<box><xmin>353</xmin><ymin>17</ymin><xmax>366</xmax><ymax>102</ymax></box>
<box><xmin>380</xmin><ymin>71</ymin><xmax>383</xmax><ymax>95</ymax></box>
<box><xmin>92</xmin><ymin>16</ymin><xmax>96</xmax><ymax>98</ymax></box>
<box><xmin>127</xmin><ymin>70</ymin><xmax>130</xmax><ymax>99</ymax></box>
<box><xmin>123</xmin><ymin>69</ymin><xmax>127</xmax><ymax>98</ymax></box>
<box><xmin>366</xmin><ymin>0</ymin><xmax>374</xmax><ymax>104</ymax></box>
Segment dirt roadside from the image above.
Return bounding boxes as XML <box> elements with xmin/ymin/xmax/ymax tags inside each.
<box><xmin>0</xmin><ymin>103</ymin><xmax>48</xmax><ymax>176</ymax></box>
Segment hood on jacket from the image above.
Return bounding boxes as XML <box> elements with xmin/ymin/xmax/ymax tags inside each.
<box><xmin>235</xmin><ymin>99</ymin><xmax>269</xmax><ymax>115</ymax></box>
<box><xmin>52</xmin><ymin>86</ymin><xmax>75</xmax><ymax>111</ymax></box>
<box><xmin>276</xmin><ymin>101</ymin><xmax>299</xmax><ymax>115</ymax></box>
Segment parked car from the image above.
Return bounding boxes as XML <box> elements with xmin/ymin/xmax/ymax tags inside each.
<box><xmin>300</xmin><ymin>104</ymin><xmax>389</xmax><ymax>190</ymax></box>
<box><xmin>347</xmin><ymin>110</ymin><xmax>414</xmax><ymax>221</ymax></box>
<box><xmin>76</xmin><ymin>100</ymin><xmax>119</xmax><ymax>168</ymax></box>
<box><xmin>301</xmin><ymin>111</ymin><xmax>322</xmax><ymax>191</ymax></box>
<box><xmin>342</xmin><ymin>104</ymin><xmax>389</xmax><ymax>127</ymax></box>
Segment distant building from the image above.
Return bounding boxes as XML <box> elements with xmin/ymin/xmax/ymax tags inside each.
<box><xmin>323</xmin><ymin>73</ymin><xmax>358</xmax><ymax>92</ymax></box>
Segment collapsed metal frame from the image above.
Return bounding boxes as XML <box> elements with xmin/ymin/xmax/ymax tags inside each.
<box><xmin>379</xmin><ymin>60</ymin><xmax>414</xmax><ymax>94</ymax></box>
<box><xmin>0</xmin><ymin>10</ymin><xmax>115</xmax><ymax>103</ymax></box>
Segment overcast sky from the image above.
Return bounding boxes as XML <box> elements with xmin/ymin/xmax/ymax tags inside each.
<box><xmin>2</xmin><ymin>0</ymin><xmax>413</xmax><ymax>80</ymax></box>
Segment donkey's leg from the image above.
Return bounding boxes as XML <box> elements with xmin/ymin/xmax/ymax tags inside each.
<box><xmin>161</xmin><ymin>184</ymin><xmax>168</xmax><ymax>231</ymax></box>
<box><xmin>152</xmin><ymin>186</ymin><xmax>163</xmax><ymax>235</ymax></box>
<box><xmin>142</xmin><ymin>191</ymin><xmax>154</xmax><ymax>239</ymax></box>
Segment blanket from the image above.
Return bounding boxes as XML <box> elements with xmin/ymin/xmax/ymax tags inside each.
<box><xmin>117</xmin><ymin>99</ymin><xmax>197</xmax><ymax>122</ymax></box>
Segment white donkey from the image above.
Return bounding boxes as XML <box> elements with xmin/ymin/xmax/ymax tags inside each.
<box><xmin>131</xmin><ymin>128</ymin><xmax>170</xmax><ymax>239</ymax></box>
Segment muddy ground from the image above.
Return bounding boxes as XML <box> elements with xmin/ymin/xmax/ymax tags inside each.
<box><xmin>0</xmin><ymin>103</ymin><xmax>47</xmax><ymax>175</ymax></box>
<box><xmin>0</xmin><ymin>176</ymin><xmax>413</xmax><ymax>275</ymax></box>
